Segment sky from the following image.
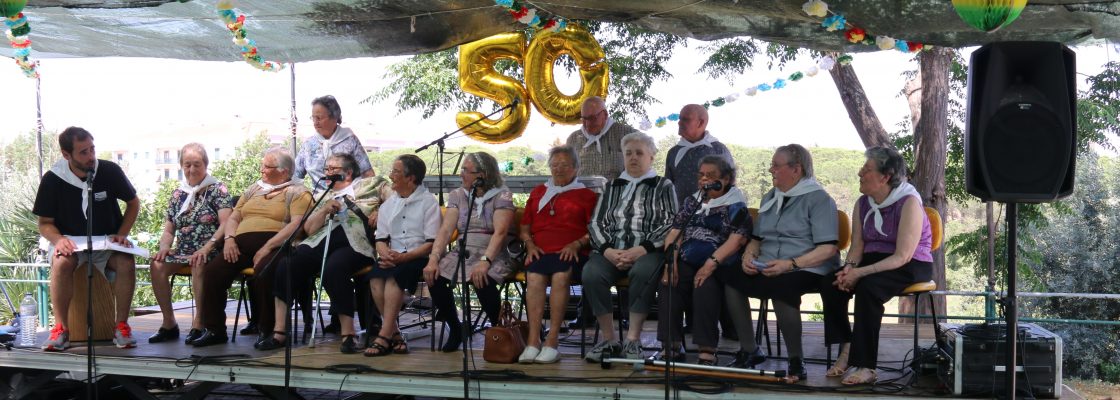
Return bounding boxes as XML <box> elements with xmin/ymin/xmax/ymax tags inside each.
<box><xmin>0</xmin><ymin>40</ymin><xmax>1116</xmax><ymax>158</ymax></box>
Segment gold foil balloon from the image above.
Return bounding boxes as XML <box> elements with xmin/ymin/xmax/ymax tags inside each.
<box><xmin>524</xmin><ymin>24</ymin><xmax>609</xmax><ymax>125</ymax></box>
<box><xmin>456</xmin><ymin>32</ymin><xmax>531</xmax><ymax>144</ymax></box>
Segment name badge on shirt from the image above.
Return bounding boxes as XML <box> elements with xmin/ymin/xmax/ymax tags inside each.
<box><xmin>94</xmin><ymin>191</ymin><xmax>108</xmax><ymax>202</ymax></box>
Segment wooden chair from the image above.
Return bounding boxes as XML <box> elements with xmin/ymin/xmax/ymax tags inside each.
<box><xmin>899</xmin><ymin>206</ymin><xmax>944</xmax><ymax>370</ymax></box>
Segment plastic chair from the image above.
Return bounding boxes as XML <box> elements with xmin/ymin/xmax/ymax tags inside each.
<box><xmin>899</xmin><ymin>206</ymin><xmax>944</xmax><ymax>370</ymax></box>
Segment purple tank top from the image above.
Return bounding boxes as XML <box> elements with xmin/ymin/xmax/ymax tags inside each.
<box><xmin>858</xmin><ymin>194</ymin><xmax>933</xmax><ymax>262</ymax></box>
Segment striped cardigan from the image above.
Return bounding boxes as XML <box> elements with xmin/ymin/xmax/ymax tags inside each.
<box><xmin>589</xmin><ymin>176</ymin><xmax>678</xmax><ymax>253</ymax></box>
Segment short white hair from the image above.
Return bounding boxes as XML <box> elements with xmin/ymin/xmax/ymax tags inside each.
<box><xmin>621</xmin><ymin>131</ymin><xmax>657</xmax><ymax>154</ymax></box>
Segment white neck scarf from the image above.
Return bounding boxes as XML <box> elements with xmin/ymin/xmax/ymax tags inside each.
<box><xmin>673</xmin><ymin>131</ymin><xmax>717</xmax><ymax>167</ymax></box>
<box><xmin>694</xmin><ymin>186</ymin><xmax>747</xmax><ymax>216</ymax></box>
<box><xmin>470</xmin><ymin>186</ymin><xmax>507</xmax><ymax>219</ymax></box>
<box><xmin>618</xmin><ymin>169</ymin><xmax>657</xmax><ymax>202</ymax></box>
<box><xmin>326</xmin><ymin>177</ymin><xmax>359</xmax><ymax>201</ymax></box>
<box><xmin>757</xmin><ymin>177</ymin><xmax>824</xmax><ymax>216</ymax></box>
<box><xmin>50</xmin><ymin>159</ymin><xmax>99</xmax><ymax>216</ymax></box>
<box><xmin>538</xmin><ymin>178</ymin><xmax>586</xmax><ymax>213</ymax></box>
<box><xmin>175</xmin><ymin>174</ymin><xmax>218</xmax><ymax>218</ymax></box>
<box><xmin>319</xmin><ymin>125</ymin><xmax>353</xmax><ymax>157</ymax></box>
<box><xmin>863</xmin><ymin>182</ymin><xmax>921</xmax><ymax>235</ymax></box>
<box><xmin>253</xmin><ymin>179</ymin><xmax>295</xmax><ymax>195</ymax></box>
<box><xmin>580</xmin><ymin>117</ymin><xmax>615</xmax><ymax>153</ymax></box>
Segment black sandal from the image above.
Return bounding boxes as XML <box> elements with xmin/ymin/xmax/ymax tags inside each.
<box><xmin>257</xmin><ymin>331</ymin><xmax>287</xmax><ymax>351</ymax></box>
<box><xmin>363</xmin><ymin>335</ymin><xmax>392</xmax><ymax>357</ymax></box>
<box><xmin>391</xmin><ymin>332</ymin><xmax>409</xmax><ymax>354</ymax></box>
<box><xmin>697</xmin><ymin>350</ymin><xmax>718</xmax><ymax>366</ymax></box>
<box><xmin>340</xmin><ymin>335</ymin><xmax>358</xmax><ymax>354</ymax></box>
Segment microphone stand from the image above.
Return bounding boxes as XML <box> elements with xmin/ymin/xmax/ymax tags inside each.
<box><xmin>415</xmin><ymin>103</ymin><xmax>514</xmax><ymax>206</ymax></box>
<box><xmin>657</xmin><ymin>188</ymin><xmax>709</xmax><ymax>400</ymax></box>
<box><xmin>257</xmin><ymin>177</ymin><xmax>336</xmax><ymax>400</ymax></box>
<box><xmin>454</xmin><ymin>181</ymin><xmax>481</xmax><ymax>400</ymax></box>
<box><xmin>84</xmin><ymin>169</ymin><xmax>96</xmax><ymax>400</ymax></box>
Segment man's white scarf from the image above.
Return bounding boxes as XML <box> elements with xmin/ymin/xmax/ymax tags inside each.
<box><xmin>581</xmin><ymin>117</ymin><xmax>615</xmax><ymax>153</ymax></box>
<box><xmin>618</xmin><ymin>169</ymin><xmax>657</xmax><ymax>202</ymax></box>
<box><xmin>470</xmin><ymin>186</ymin><xmax>508</xmax><ymax>219</ymax></box>
<box><xmin>863</xmin><ymin>182</ymin><xmax>921</xmax><ymax>235</ymax></box>
<box><xmin>50</xmin><ymin>159</ymin><xmax>99</xmax><ymax>216</ymax></box>
<box><xmin>757</xmin><ymin>177</ymin><xmax>824</xmax><ymax>216</ymax></box>
<box><xmin>672</xmin><ymin>131</ymin><xmax>718</xmax><ymax>167</ymax></box>
<box><xmin>694</xmin><ymin>186</ymin><xmax>746</xmax><ymax>216</ymax></box>
<box><xmin>175</xmin><ymin>175</ymin><xmax>219</xmax><ymax>218</ymax></box>
<box><xmin>538</xmin><ymin>178</ymin><xmax>586</xmax><ymax>213</ymax></box>
<box><xmin>319</xmin><ymin>126</ymin><xmax>354</xmax><ymax>156</ymax></box>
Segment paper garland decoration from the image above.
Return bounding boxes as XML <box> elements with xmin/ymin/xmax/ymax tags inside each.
<box><xmin>951</xmin><ymin>0</ymin><xmax>1028</xmax><ymax>33</ymax></box>
<box><xmin>217</xmin><ymin>0</ymin><xmax>283</xmax><ymax>71</ymax></box>
<box><xmin>5</xmin><ymin>11</ymin><xmax>37</xmax><ymax>78</ymax></box>
<box><xmin>639</xmin><ymin>56</ymin><xmax>842</xmax><ymax>131</ymax></box>
<box><xmin>0</xmin><ymin>0</ymin><xmax>26</xmax><ymax>18</ymax></box>
<box><xmin>800</xmin><ymin>1</ymin><xmax>924</xmax><ymax>53</ymax></box>
<box><xmin>494</xmin><ymin>0</ymin><xmax>568</xmax><ymax>32</ymax></box>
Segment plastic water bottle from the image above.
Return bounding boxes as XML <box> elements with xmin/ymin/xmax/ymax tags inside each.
<box><xmin>18</xmin><ymin>293</ymin><xmax>37</xmax><ymax>347</ymax></box>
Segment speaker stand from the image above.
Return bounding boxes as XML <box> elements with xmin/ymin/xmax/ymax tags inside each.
<box><xmin>1003</xmin><ymin>202</ymin><xmax>1019</xmax><ymax>400</ymax></box>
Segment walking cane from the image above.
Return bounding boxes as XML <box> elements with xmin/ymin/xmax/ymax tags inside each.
<box><xmin>308</xmin><ymin>209</ymin><xmax>337</xmax><ymax>348</ymax></box>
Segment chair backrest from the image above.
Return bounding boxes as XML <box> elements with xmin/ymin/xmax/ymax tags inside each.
<box><xmin>747</xmin><ymin>207</ymin><xmax>851</xmax><ymax>251</ymax></box>
<box><xmin>925</xmin><ymin>206</ymin><xmax>943</xmax><ymax>252</ymax></box>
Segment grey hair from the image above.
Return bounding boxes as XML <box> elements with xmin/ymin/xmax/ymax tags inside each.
<box><xmin>180</xmin><ymin>142</ymin><xmax>209</xmax><ymax>166</ymax></box>
<box><xmin>775</xmin><ymin>143</ymin><xmax>814</xmax><ymax>178</ymax></box>
<box><xmin>396</xmin><ymin>154</ymin><xmax>426</xmax><ymax>185</ymax></box>
<box><xmin>312</xmin><ymin>95</ymin><xmax>342</xmax><ymax>124</ymax></box>
<box><xmin>620</xmin><ymin>131</ymin><xmax>658</xmax><ymax>155</ymax></box>
<box><xmin>264</xmin><ymin>146</ymin><xmax>295</xmax><ymax>176</ymax></box>
<box><xmin>865</xmin><ymin>146</ymin><xmax>907</xmax><ymax>188</ymax></box>
<box><xmin>700</xmin><ymin>155</ymin><xmax>736</xmax><ymax>184</ymax></box>
<box><xmin>467</xmin><ymin>151</ymin><xmax>504</xmax><ymax>191</ymax></box>
<box><xmin>329</xmin><ymin>153</ymin><xmax>359</xmax><ymax>180</ymax></box>
<box><xmin>548</xmin><ymin>145</ymin><xmax>581</xmax><ymax>170</ymax></box>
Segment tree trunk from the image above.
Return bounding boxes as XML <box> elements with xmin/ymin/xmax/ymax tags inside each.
<box><xmin>899</xmin><ymin>47</ymin><xmax>953</xmax><ymax>323</ymax></box>
<box><xmin>828</xmin><ymin>61</ymin><xmax>892</xmax><ymax>148</ymax></box>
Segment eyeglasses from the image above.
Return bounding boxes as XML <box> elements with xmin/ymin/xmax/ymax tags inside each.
<box><xmin>579</xmin><ymin>110</ymin><xmax>606</xmax><ymax>121</ymax></box>
<box><xmin>262</xmin><ymin>165</ymin><xmax>280</xmax><ymax>170</ymax></box>
<box><xmin>549</xmin><ymin>162</ymin><xmax>574</xmax><ymax>170</ymax></box>
<box><xmin>325</xmin><ymin>165</ymin><xmax>342</xmax><ymax>172</ymax></box>
<box><xmin>390</xmin><ymin>168</ymin><xmax>405</xmax><ymax>175</ymax></box>
<box><xmin>460</xmin><ymin>168</ymin><xmax>481</xmax><ymax>174</ymax></box>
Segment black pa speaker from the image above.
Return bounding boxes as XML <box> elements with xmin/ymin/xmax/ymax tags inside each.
<box><xmin>965</xmin><ymin>42</ymin><xmax>1077</xmax><ymax>203</ymax></box>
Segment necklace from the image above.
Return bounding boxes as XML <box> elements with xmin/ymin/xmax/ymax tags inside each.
<box><xmin>548</xmin><ymin>198</ymin><xmax>556</xmax><ymax>216</ymax></box>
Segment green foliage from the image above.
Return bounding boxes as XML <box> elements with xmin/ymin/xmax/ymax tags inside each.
<box><xmin>210</xmin><ymin>132</ymin><xmax>272</xmax><ymax>196</ymax></box>
<box><xmin>697</xmin><ymin>38</ymin><xmax>760</xmax><ymax>83</ymax></box>
<box><xmin>368</xmin><ymin>22</ymin><xmax>685</xmax><ymax>125</ymax></box>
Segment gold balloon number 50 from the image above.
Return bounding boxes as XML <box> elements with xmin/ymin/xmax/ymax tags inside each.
<box><xmin>456</xmin><ymin>25</ymin><xmax>609</xmax><ymax>144</ymax></box>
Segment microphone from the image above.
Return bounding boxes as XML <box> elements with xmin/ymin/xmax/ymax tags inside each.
<box><xmin>471</xmin><ymin>179</ymin><xmax>485</xmax><ymax>188</ymax></box>
<box><xmin>324</xmin><ymin>174</ymin><xmax>345</xmax><ymax>183</ymax></box>
<box><xmin>701</xmin><ymin>181</ymin><xmax>723</xmax><ymax>191</ymax></box>
<box><xmin>85</xmin><ymin>168</ymin><xmax>96</xmax><ymax>187</ymax></box>
<box><xmin>511</xmin><ymin>97</ymin><xmax>520</xmax><ymax>107</ymax></box>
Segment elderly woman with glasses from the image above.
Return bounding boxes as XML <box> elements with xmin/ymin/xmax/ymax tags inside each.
<box><xmin>258</xmin><ymin>154</ymin><xmax>389</xmax><ymax>353</ymax></box>
<box><xmin>517</xmin><ymin>145</ymin><xmax>598</xmax><ymax>364</ymax></box>
<box><xmin>819</xmin><ymin>146</ymin><xmax>933</xmax><ymax>386</ymax></box>
<box><xmin>582</xmin><ymin>131</ymin><xmax>677</xmax><ymax>363</ymax></box>
<box><xmin>734</xmin><ymin>144</ymin><xmax>840</xmax><ymax>381</ymax></box>
<box><xmin>364</xmin><ymin>154</ymin><xmax>440</xmax><ymax>357</ymax></box>
<box><xmin>656</xmin><ymin>155</ymin><xmax>750</xmax><ymax>366</ymax></box>
<box><xmin>194</xmin><ymin>147</ymin><xmax>312</xmax><ymax>347</ymax></box>
<box><xmin>294</xmin><ymin>95</ymin><xmax>375</xmax><ymax>191</ymax></box>
<box><xmin>424</xmin><ymin>151</ymin><xmax>514</xmax><ymax>352</ymax></box>
<box><xmin>148</xmin><ymin>143</ymin><xmax>234</xmax><ymax>344</ymax></box>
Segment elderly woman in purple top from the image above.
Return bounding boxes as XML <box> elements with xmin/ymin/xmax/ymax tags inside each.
<box><xmin>820</xmin><ymin>146</ymin><xmax>933</xmax><ymax>386</ymax></box>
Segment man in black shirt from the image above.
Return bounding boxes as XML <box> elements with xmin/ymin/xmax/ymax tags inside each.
<box><xmin>32</xmin><ymin>127</ymin><xmax>141</xmax><ymax>351</ymax></box>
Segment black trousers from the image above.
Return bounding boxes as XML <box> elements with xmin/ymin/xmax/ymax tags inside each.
<box><xmin>273</xmin><ymin>226</ymin><xmax>373</xmax><ymax>319</ymax></box>
<box><xmin>820</xmin><ymin>252</ymin><xmax>932</xmax><ymax>369</ymax></box>
<box><xmin>428</xmin><ymin>276</ymin><xmax>501</xmax><ymax>327</ymax></box>
<box><xmin>656</xmin><ymin>261</ymin><xmax>724</xmax><ymax>347</ymax></box>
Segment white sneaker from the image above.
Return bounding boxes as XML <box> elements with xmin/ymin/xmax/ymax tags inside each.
<box><xmin>535</xmin><ymin>346</ymin><xmax>561</xmax><ymax>363</ymax></box>
<box><xmin>519</xmin><ymin>346</ymin><xmax>540</xmax><ymax>363</ymax></box>
<box><xmin>622</xmin><ymin>339</ymin><xmax>644</xmax><ymax>359</ymax></box>
<box><xmin>584</xmin><ymin>340</ymin><xmax>621</xmax><ymax>363</ymax></box>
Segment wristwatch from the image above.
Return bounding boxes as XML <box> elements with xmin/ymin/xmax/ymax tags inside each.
<box><xmin>790</xmin><ymin>258</ymin><xmax>801</xmax><ymax>271</ymax></box>
<box><xmin>479</xmin><ymin>255</ymin><xmax>492</xmax><ymax>263</ymax></box>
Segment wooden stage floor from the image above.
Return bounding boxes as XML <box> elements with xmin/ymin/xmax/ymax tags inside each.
<box><xmin>0</xmin><ymin>300</ymin><xmax>1080</xmax><ymax>399</ymax></box>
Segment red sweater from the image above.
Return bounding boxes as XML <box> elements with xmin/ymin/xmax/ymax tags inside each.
<box><xmin>522</xmin><ymin>185</ymin><xmax>598</xmax><ymax>253</ymax></box>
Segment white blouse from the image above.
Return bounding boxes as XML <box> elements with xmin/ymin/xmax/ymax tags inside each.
<box><xmin>375</xmin><ymin>184</ymin><xmax>441</xmax><ymax>252</ymax></box>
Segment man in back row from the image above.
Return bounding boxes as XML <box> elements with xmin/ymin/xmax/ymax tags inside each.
<box><xmin>566</xmin><ymin>96</ymin><xmax>637</xmax><ymax>181</ymax></box>
<box><xmin>33</xmin><ymin>126</ymin><xmax>141</xmax><ymax>351</ymax></box>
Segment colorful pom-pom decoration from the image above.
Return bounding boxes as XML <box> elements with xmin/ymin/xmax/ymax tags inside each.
<box><xmin>837</xmin><ymin>54</ymin><xmax>854</xmax><ymax>65</ymax></box>
<box><xmin>821</xmin><ymin>14</ymin><xmax>846</xmax><ymax>32</ymax></box>
<box><xmin>216</xmin><ymin>1</ymin><xmax>284</xmax><ymax>71</ymax></box>
<box><xmin>801</xmin><ymin>0</ymin><xmax>829</xmax><ymax>18</ymax></box>
<box><xmin>876</xmin><ymin>36</ymin><xmax>897</xmax><ymax>51</ymax></box>
<box><xmin>0</xmin><ymin>0</ymin><xmax>27</xmax><ymax>18</ymax></box>
<box><xmin>845</xmin><ymin>27</ymin><xmax>866</xmax><ymax>43</ymax></box>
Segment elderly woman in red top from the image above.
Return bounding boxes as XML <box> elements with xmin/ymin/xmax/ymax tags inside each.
<box><xmin>517</xmin><ymin>146</ymin><xmax>598</xmax><ymax>364</ymax></box>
